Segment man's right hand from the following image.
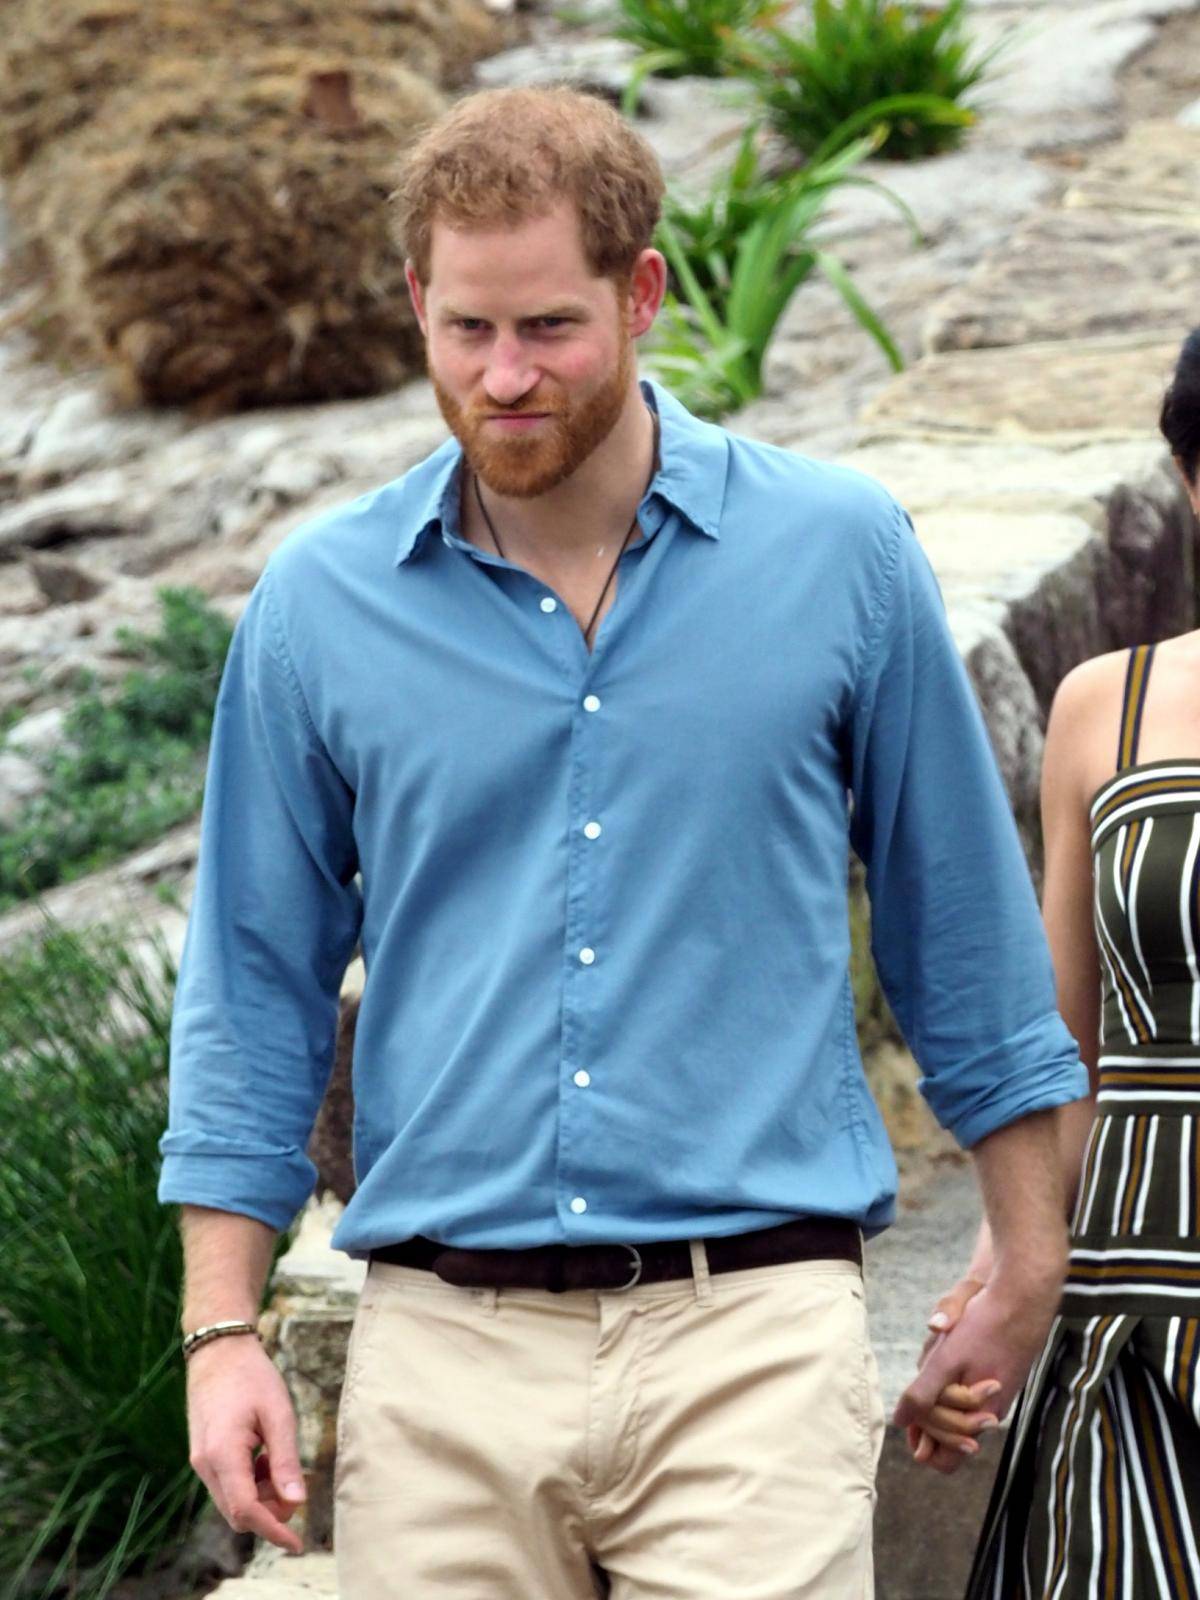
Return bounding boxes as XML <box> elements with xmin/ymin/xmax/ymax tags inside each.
<box><xmin>186</xmin><ymin>1334</ymin><xmax>307</xmax><ymax>1554</ymax></box>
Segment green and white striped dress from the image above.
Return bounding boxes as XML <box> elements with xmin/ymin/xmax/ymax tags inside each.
<box><xmin>966</xmin><ymin>643</ymin><xmax>1200</xmax><ymax>1600</ymax></box>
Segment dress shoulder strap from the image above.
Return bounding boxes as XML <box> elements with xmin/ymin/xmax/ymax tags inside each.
<box><xmin>1116</xmin><ymin>643</ymin><xmax>1157</xmax><ymax>770</ymax></box>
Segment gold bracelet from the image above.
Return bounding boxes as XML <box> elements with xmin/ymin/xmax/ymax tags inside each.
<box><xmin>181</xmin><ymin>1319</ymin><xmax>261</xmax><ymax>1360</ymax></box>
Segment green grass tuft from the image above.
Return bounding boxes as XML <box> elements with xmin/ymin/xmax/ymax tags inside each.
<box><xmin>615</xmin><ymin>0</ymin><xmax>780</xmax><ymax>80</ymax></box>
<box><xmin>0</xmin><ymin>926</ymin><xmax>202</xmax><ymax>1600</ymax></box>
<box><xmin>0</xmin><ymin>589</ymin><xmax>232</xmax><ymax>910</ymax></box>
<box><xmin>744</xmin><ymin>0</ymin><xmax>1000</xmax><ymax>162</ymax></box>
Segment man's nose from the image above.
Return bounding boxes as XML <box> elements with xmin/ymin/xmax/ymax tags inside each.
<box><xmin>483</xmin><ymin>334</ymin><xmax>539</xmax><ymax>408</ymax></box>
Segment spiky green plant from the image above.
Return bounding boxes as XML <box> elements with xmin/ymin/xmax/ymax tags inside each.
<box><xmin>615</xmin><ymin>0</ymin><xmax>780</xmax><ymax>78</ymax></box>
<box><xmin>0</xmin><ymin>926</ymin><xmax>200</xmax><ymax>1600</ymax></box>
<box><xmin>745</xmin><ymin>0</ymin><xmax>1000</xmax><ymax>161</ymax></box>
<box><xmin>648</xmin><ymin>124</ymin><xmax>918</xmax><ymax>418</ymax></box>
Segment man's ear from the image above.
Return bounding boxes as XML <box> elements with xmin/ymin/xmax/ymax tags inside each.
<box><xmin>626</xmin><ymin>247</ymin><xmax>667</xmax><ymax>341</ymax></box>
<box><xmin>405</xmin><ymin>263</ymin><xmax>428</xmax><ymax>336</ymax></box>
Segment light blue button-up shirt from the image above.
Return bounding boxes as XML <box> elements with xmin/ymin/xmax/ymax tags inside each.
<box><xmin>159</xmin><ymin>381</ymin><xmax>1087</xmax><ymax>1252</ymax></box>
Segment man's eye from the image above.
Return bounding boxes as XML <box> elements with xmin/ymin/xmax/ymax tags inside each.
<box><xmin>532</xmin><ymin>317</ymin><xmax>568</xmax><ymax>330</ymax></box>
<box><xmin>457</xmin><ymin>319</ymin><xmax>486</xmax><ymax>333</ymax></box>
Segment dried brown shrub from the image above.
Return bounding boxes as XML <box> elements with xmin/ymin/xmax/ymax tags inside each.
<box><xmin>16</xmin><ymin>52</ymin><xmax>445</xmax><ymax>409</ymax></box>
<box><xmin>0</xmin><ymin>0</ymin><xmax>512</xmax><ymax>408</ymax></box>
<box><xmin>0</xmin><ymin>0</ymin><xmax>506</xmax><ymax>177</ymax></box>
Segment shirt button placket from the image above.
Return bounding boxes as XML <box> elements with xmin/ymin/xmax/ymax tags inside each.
<box><xmin>561</xmin><ymin>672</ymin><xmax>605</xmax><ymax>1231</ymax></box>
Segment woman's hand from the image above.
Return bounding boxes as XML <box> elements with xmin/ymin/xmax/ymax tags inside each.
<box><xmin>909</xmin><ymin>1269</ymin><xmax>998</xmax><ymax>1464</ymax></box>
<box><xmin>907</xmin><ymin>1375</ymin><xmax>1002</xmax><ymax>1464</ymax></box>
<box><xmin>918</xmin><ymin>1271</ymin><xmax>988</xmax><ymax>1365</ymax></box>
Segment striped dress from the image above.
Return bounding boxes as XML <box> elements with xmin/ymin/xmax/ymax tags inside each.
<box><xmin>966</xmin><ymin>644</ymin><xmax>1200</xmax><ymax>1600</ymax></box>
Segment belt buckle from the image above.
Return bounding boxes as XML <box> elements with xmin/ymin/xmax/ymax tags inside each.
<box><xmin>611</xmin><ymin>1243</ymin><xmax>643</xmax><ymax>1292</ymax></box>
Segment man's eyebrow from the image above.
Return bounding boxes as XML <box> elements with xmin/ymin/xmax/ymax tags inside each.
<box><xmin>437</xmin><ymin>303</ymin><xmax>591</xmax><ymax>322</ymax></box>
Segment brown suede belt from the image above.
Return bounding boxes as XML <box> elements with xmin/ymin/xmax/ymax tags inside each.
<box><xmin>370</xmin><ymin>1216</ymin><xmax>861</xmax><ymax>1293</ymax></box>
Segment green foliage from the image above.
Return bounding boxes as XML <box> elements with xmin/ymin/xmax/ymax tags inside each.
<box><xmin>0</xmin><ymin>589</ymin><xmax>232</xmax><ymax>909</ymax></box>
<box><xmin>615</xmin><ymin>0</ymin><xmax>779</xmax><ymax>81</ymax></box>
<box><xmin>649</xmin><ymin>125</ymin><xmax>916</xmax><ymax>418</ymax></box>
<box><xmin>0</xmin><ymin>927</ymin><xmax>201</xmax><ymax>1599</ymax></box>
<box><xmin>745</xmin><ymin>0</ymin><xmax>998</xmax><ymax>162</ymax></box>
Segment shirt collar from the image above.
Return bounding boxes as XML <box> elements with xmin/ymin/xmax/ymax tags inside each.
<box><xmin>392</xmin><ymin>377</ymin><xmax>730</xmax><ymax>566</ymax></box>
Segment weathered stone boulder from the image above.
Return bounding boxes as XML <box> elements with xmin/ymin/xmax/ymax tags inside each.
<box><xmin>925</xmin><ymin>210</ymin><xmax>1200</xmax><ymax>353</ymax></box>
<box><xmin>29</xmin><ymin>553</ymin><xmax>105</xmax><ymax>605</ymax></box>
<box><xmin>1063</xmin><ymin>117</ymin><xmax>1200</xmax><ymax>215</ymax></box>
<box><xmin>863</xmin><ymin>333</ymin><xmax>1181</xmax><ymax>441</ymax></box>
<box><xmin>259</xmin><ymin>1198</ymin><xmax>365</xmax><ymax>1553</ymax></box>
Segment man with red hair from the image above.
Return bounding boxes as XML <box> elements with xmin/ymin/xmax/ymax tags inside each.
<box><xmin>164</xmin><ymin>87</ymin><xmax>1086</xmax><ymax>1597</ymax></box>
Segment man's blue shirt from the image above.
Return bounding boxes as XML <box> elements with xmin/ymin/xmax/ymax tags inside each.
<box><xmin>158</xmin><ymin>381</ymin><xmax>1087</xmax><ymax>1252</ymax></box>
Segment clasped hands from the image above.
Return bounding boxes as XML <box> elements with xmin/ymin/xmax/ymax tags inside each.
<box><xmin>893</xmin><ymin>1266</ymin><xmax>1061</xmax><ymax>1475</ymax></box>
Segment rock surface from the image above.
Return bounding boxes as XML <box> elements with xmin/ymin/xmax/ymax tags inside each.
<box><xmin>863</xmin><ymin>333</ymin><xmax>1181</xmax><ymax>439</ymax></box>
<box><xmin>926</xmin><ymin>208</ymin><xmax>1200</xmax><ymax>352</ymax></box>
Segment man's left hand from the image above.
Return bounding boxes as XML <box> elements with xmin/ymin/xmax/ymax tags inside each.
<box><xmin>894</xmin><ymin>1269</ymin><xmax>1060</xmax><ymax>1474</ymax></box>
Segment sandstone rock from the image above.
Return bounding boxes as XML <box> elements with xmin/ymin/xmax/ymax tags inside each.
<box><xmin>821</xmin><ymin>147</ymin><xmax>1055</xmax><ymax>248</ymax></box>
<box><xmin>6</xmin><ymin>704</ymin><xmax>67</xmax><ymax>758</ymax></box>
<box><xmin>963</xmin><ymin>622</ymin><xmax>1048</xmax><ymax>859</ymax></box>
<box><xmin>263</xmin><ymin>1196</ymin><xmax>363</xmax><ymax>1552</ymax></box>
<box><xmin>121</xmin><ymin>826</ymin><xmax>202</xmax><ymax>882</ymax></box>
<box><xmin>1064</xmin><ymin>118</ymin><xmax>1200</xmax><ymax>213</ymax></box>
<box><xmin>862</xmin><ymin>334</ymin><xmax>1180</xmax><ymax>440</ymax></box>
<box><xmin>1098</xmin><ymin>460</ymin><xmax>1197</xmax><ymax>643</ymax></box>
<box><xmin>0</xmin><ymin>344</ymin><xmax>78</xmax><ymax>493</ymax></box>
<box><xmin>319</xmin><ymin>415</ymin><xmax>448</xmax><ymax>484</ymax></box>
<box><xmin>19</xmin><ymin>386</ymin><xmax>187</xmax><ymax>490</ymax></box>
<box><xmin>255</xmin><ymin>451</ymin><xmax>342</xmax><ymax>506</ymax></box>
<box><xmin>28</xmin><ymin>553</ymin><xmax>105</xmax><ymax>605</ymax></box>
<box><xmin>1003</xmin><ymin>461</ymin><xmax>1194</xmax><ymax>715</ymax></box>
<box><xmin>925</xmin><ymin>210</ymin><xmax>1200</xmax><ymax>352</ymax></box>
<box><xmin>271</xmin><ymin>1196</ymin><xmax>364</xmax><ymax>1305</ymax></box>
<box><xmin>0</xmin><ymin>817</ymin><xmax>200</xmax><ymax>954</ymax></box>
<box><xmin>0</xmin><ymin>408</ymin><xmax>41</xmax><ymax>495</ymax></box>
<box><xmin>629</xmin><ymin>75</ymin><xmax>761</xmax><ymax>187</ymax></box>
<box><xmin>268</xmin><ymin>1307</ymin><xmax>354</xmax><ymax>1552</ymax></box>
<box><xmin>151</xmin><ymin>552</ymin><xmax>260</xmax><ymax>597</ymax></box>
<box><xmin>473</xmin><ymin>34</ymin><xmax>636</xmax><ymax>97</ymax></box>
<box><xmin>208</xmin><ymin>1551</ymin><xmax>339</xmax><ymax>1598</ymax></box>
<box><xmin>0</xmin><ymin>563</ymin><xmax>49</xmax><ymax>615</ymax></box>
<box><xmin>0</xmin><ymin>746</ymin><xmax>45</xmax><ymax>827</ymax></box>
<box><xmin>0</xmin><ymin>472</ymin><xmax>152</xmax><ymax>556</ymax></box>
<box><xmin>972</xmin><ymin>0</ymin><xmax>1199</xmax><ymax>152</ymax></box>
<box><xmin>842</xmin><ymin>435</ymin><xmax>1167</xmax><ymax>521</ymax></box>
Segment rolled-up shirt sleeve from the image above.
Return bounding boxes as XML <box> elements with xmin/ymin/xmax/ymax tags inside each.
<box><xmin>158</xmin><ymin>565</ymin><xmax>363</xmax><ymax>1230</ymax></box>
<box><xmin>847</xmin><ymin>504</ymin><xmax>1089</xmax><ymax>1148</ymax></box>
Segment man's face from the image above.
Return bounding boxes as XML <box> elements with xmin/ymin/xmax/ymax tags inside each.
<box><xmin>408</xmin><ymin>201</ymin><xmax>635</xmax><ymax>498</ymax></box>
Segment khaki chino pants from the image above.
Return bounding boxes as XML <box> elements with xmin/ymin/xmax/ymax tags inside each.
<box><xmin>334</xmin><ymin>1248</ymin><xmax>883</xmax><ymax>1599</ymax></box>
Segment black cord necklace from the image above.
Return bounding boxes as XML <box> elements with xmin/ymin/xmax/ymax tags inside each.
<box><xmin>471</xmin><ymin>410</ymin><xmax>660</xmax><ymax>649</ymax></box>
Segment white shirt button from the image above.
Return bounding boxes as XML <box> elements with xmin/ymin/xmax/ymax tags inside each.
<box><xmin>540</xmin><ymin>596</ymin><xmax>557</xmax><ymax>613</ymax></box>
<box><xmin>578</xmin><ymin>947</ymin><xmax>596</xmax><ymax>966</ymax></box>
<box><xmin>583</xmin><ymin>821</ymin><xmax>602</xmax><ymax>840</ymax></box>
<box><xmin>570</xmin><ymin>1196</ymin><xmax>588</xmax><ymax>1215</ymax></box>
<box><xmin>583</xmin><ymin>694</ymin><xmax>601</xmax><ymax>713</ymax></box>
<box><xmin>573</xmin><ymin>1069</ymin><xmax>591</xmax><ymax>1088</ymax></box>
